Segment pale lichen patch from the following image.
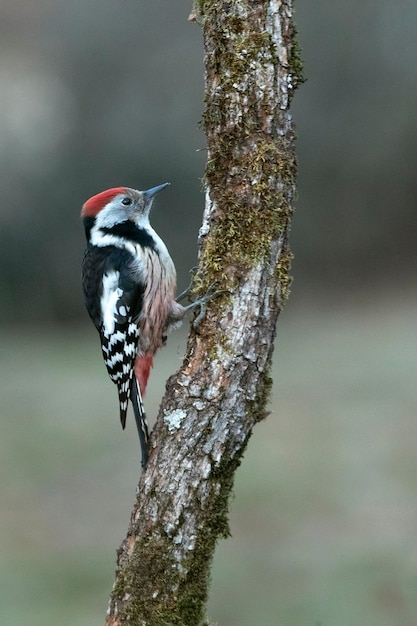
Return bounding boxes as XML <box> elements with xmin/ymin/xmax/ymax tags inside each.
<box><xmin>164</xmin><ymin>409</ymin><xmax>187</xmax><ymax>432</ymax></box>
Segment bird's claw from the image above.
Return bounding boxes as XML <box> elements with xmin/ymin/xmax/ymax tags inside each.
<box><xmin>183</xmin><ymin>281</ymin><xmax>228</xmax><ymax>330</ymax></box>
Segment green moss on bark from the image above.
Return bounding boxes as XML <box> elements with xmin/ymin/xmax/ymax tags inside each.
<box><xmin>112</xmin><ymin>441</ymin><xmax>248</xmax><ymax>625</ymax></box>
<box><xmin>192</xmin><ymin>0</ymin><xmax>298</xmax><ymax>301</ymax></box>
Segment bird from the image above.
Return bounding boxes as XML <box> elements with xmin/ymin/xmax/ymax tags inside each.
<box><xmin>81</xmin><ymin>183</ymin><xmax>188</xmax><ymax>468</ymax></box>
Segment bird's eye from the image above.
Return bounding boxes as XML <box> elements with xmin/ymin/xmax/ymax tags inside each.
<box><xmin>121</xmin><ymin>197</ymin><xmax>132</xmax><ymax>206</ymax></box>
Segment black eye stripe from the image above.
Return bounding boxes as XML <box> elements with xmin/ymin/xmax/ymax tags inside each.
<box><xmin>121</xmin><ymin>197</ymin><xmax>132</xmax><ymax>206</ymax></box>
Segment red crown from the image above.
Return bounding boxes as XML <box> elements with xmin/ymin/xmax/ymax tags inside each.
<box><xmin>81</xmin><ymin>187</ymin><xmax>127</xmax><ymax>217</ymax></box>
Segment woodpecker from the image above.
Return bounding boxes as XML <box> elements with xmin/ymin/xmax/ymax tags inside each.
<box><xmin>81</xmin><ymin>183</ymin><xmax>186</xmax><ymax>468</ymax></box>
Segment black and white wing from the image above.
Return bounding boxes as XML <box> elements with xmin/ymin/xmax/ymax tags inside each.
<box><xmin>98</xmin><ymin>255</ymin><xmax>143</xmax><ymax>427</ymax></box>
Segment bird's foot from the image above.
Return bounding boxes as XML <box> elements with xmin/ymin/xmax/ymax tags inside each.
<box><xmin>182</xmin><ymin>281</ymin><xmax>228</xmax><ymax>329</ymax></box>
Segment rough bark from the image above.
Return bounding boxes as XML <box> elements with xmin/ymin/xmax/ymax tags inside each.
<box><xmin>105</xmin><ymin>1</ymin><xmax>303</xmax><ymax>624</ymax></box>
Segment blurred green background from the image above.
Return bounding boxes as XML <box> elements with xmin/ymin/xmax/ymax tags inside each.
<box><xmin>1</xmin><ymin>1</ymin><xmax>416</xmax><ymax>624</ymax></box>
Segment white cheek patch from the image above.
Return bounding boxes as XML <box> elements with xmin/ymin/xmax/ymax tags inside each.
<box><xmin>101</xmin><ymin>271</ymin><xmax>122</xmax><ymax>336</ymax></box>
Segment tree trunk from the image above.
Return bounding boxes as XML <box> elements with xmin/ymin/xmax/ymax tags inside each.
<box><xmin>105</xmin><ymin>1</ymin><xmax>303</xmax><ymax>624</ymax></box>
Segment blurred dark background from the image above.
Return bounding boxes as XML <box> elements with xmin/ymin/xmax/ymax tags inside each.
<box><xmin>1</xmin><ymin>0</ymin><xmax>415</xmax><ymax>325</ymax></box>
<box><xmin>1</xmin><ymin>1</ymin><xmax>417</xmax><ymax>625</ymax></box>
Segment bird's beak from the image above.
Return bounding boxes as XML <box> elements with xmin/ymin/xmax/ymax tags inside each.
<box><xmin>143</xmin><ymin>182</ymin><xmax>170</xmax><ymax>201</ymax></box>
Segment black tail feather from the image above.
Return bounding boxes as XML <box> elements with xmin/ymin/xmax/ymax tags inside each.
<box><xmin>119</xmin><ymin>405</ymin><xmax>127</xmax><ymax>430</ymax></box>
<box><xmin>130</xmin><ymin>378</ymin><xmax>149</xmax><ymax>469</ymax></box>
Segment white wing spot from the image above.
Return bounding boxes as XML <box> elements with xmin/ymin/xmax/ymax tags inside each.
<box><xmin>124</xmin><ymin>343</ymin><xmax>136</xmax><ymax>356</ymax></box>
<box><xmin>106</xmin><ymin>352</ymin><xmax>123</xmax><ymax>368</ymax></box>
<box><xmin>109</xmin><ymin>330</ymin><xmax>125</xmax><ymax>345</ymax></box>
